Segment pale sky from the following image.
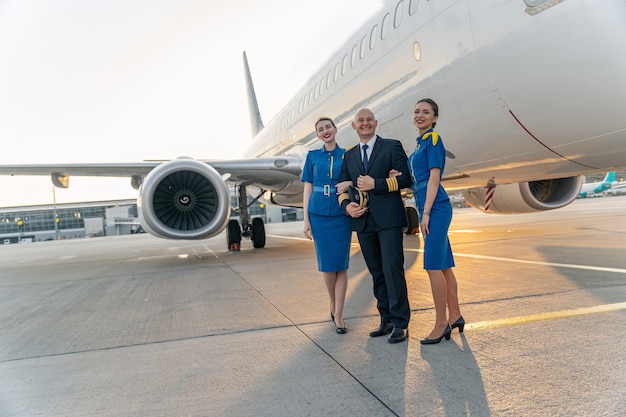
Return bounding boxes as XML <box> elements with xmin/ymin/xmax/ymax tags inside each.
<box><xmin>0</xmin><ymin>0</ymin><xmax>383</xmax><ymax>206</ymax></box>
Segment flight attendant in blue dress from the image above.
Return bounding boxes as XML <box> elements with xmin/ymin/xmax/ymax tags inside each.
<box><xmin>302</xmin><ymin>117</ymin><xmax>353</xmax><ymax>334</ymax></box>
<box><xmin>407</xmin><ymin>98</ymin><xmax>464</xmax><ymax>344</ymax></box>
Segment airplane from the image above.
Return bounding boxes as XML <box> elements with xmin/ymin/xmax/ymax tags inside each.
<box><xmin>604</xmin><ymin>182</ymin><xmax>626</xmax><ymax>196</ymax></box>
<box><xmin>577</xmin><ymin>172</ymin><xmax>616</xmax><ymax>198</ymax></box>
<box><xmin>1</xmin><ymin>0</ymin><xmax>626</xmax><ymax>250</ymax></box>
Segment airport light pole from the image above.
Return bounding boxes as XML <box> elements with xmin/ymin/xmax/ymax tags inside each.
<box><xmin>53</xmin><ymin>186</ymin><xmax>59</xmax><ymax>240</ymax></box>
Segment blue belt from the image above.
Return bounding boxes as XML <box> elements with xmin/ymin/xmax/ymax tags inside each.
<box><xmin>413</xmin><ymin>180</ymin><xmax>429</xmax><ymax>192</ymax></box>
<box><xmin>313</xmin><ymin>185</ymin><xmax>336</xmax><ymax>196</ymax></box>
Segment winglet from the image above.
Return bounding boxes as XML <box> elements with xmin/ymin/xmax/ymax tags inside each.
<box><xmin>243</xmin><ymin>51</ymin><xmax>264</xmax><ymax>137</ymax></box>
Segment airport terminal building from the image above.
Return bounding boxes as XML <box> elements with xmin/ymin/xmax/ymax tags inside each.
<box><xmin>0</xmin><ymin>194</ymin><xmax>299</xmax><ymax>244</ymax></box>
<box><xmin>0</xmin><ymin>200</ymin><xmax>142</xmax><ymax>244</ymax></box>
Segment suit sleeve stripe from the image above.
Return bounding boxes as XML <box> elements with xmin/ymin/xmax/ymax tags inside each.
<box><xmin>386</xmin><ymin>177</ymin><xmax>399</xmax><ymax>192</ymax></box>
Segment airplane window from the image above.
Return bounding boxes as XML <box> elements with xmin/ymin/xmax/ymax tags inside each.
<box><xmin>360</xmin><ymin>35</ymin><xmax>368</xmax><ymax>59</ymax></box>
<box><xmin>326</xmin><ymin>70</ymin><xmax>332</xmax><ymax>89</ymax></box>
<box><xmin>299</xmin><ymin>98</ymin><xmax>304</xmax><ymax>112</ymax></box>
<box><xmin>308</xmin><ymin>89</ymin><xmax>313</xmax><ymax>106</ymax></box>
<box><xmin>319</xmin><ymin>77</ymin><xmax>324</xmax><ymax>96</ymax></box>
<box><xmin>350</xmin><ymin>44</ymin><xmax>358</xmax><ymax>67</ymax></box>
<box><xmin>409</xmin><ymin>0</ymin><xmax>418</xmax><ymax>15</ymax></box>
<box><xmin>334</xmin><ymin>62</ymin><xmax>340</xmax><ymax>81</ymax></box>
<box><xmin>394</xmin><ymin>0</ymin><xmax>404</xmax><ymax>28</ymax></box>
<box><xmin>314</xmin><ymin>83</ymin><xmax>319</xmax><ymax>100</ymax></box>
<box><xmin>342</xmin><ymin>54</ymin><xmax>349</xmax><ymax>74</ymax></box>
<box><xmin>381</xmin><ymin>13</ymin><xmax>390</xmax><ymax>39</ymax></box>
<box><xmin>370</xmin><ymin>25</ymin><xmax>378</xmax><ymax>50</ymax></box>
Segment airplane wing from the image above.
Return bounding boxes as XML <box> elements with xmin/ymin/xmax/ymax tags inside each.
<box><xmin>0</xmin><ymin>155</ymin><xmax>303</xmax><ymax>190</ymax></box>
<box><xmin>0</xmin><ymin>155</ymin><xmax>305</xmax><ymax>246</ymax></box>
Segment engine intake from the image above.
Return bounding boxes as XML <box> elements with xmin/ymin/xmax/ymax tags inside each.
<box><xmin>138</xmin><ymin>159</ymin><xmax>231</xmax><ymax>239</ymax></box>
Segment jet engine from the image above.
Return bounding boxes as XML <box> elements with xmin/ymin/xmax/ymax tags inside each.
<box><xmin>462</xmin><ymin>176</ymin><xmax>584</xmax><ymax>214</ymax></box>
<box><xmin>138</xmin><ymin>159</ymin><xmax>231</xmax><ymax>239</ymax></box>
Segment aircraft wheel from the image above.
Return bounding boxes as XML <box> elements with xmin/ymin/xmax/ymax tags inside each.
<box><xmin>251</xmin><ymin>217</ymin><xmax>266</xmax><ymax>248</ymax></box>
<box><xmin>227</xmin><ymin>219</ymin><xmax>241</xmax><ymax>251</ymax></box>
<box><xmin>405</xmin><ymin>206</ymin><xmax>419</xmax><ymax>235</ymax></box>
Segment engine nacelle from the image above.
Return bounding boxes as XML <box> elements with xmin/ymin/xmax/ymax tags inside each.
<box><xmin>462</xmin><ymin>176</ymin><xmax>584</xmax><ymax>214</ymax></box>
<box><xmin>138</xmin><ymin>159</ymin><xmax>231</xmax><ymax>239</ymax></box>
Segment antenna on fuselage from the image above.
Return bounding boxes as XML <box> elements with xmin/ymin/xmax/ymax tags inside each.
<box><xmin>243</xmin><ymin>51</ymin><xmax>264</xmax><ymax>137</ymax></box>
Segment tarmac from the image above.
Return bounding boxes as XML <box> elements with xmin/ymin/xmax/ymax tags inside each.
<box><xmin>1</xmin><ymin>196</ymin><xmax>626</xmax><ymax>417</ymax></box>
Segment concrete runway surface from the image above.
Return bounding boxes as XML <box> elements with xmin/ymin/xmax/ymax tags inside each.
<box><xmin>1</xmin><ymin>196</ymin><xmax>625</xmax><ymax>417</ymax></box>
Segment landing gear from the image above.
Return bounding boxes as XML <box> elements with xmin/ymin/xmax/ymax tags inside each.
<box><xmin>405</xmin><ymin>206</ymin><xmax>419</xmax><ymax>235</ymax></box>
<box><xmin>227</xmin><ymin>219</ymin><xmax>241</xmax><ymax>251</ymax></box>
<box><xmin>251</xmin><ymin>217</ymin><xmax>266</xmax><ymax>248</ymax></box>
<box><xmin>227</xmin><ymin>184</ymin><xmax>266</xmax><ymax>250</ymax></box>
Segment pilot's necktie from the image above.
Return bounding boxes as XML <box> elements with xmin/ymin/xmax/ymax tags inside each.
<box><xmin>362</xmin><ymin>144</ymin><xmax>369</xmax><ymax>171</ymax></box>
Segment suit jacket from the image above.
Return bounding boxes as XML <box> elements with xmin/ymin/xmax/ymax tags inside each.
<box><xmin>338</xmin><ymin>136</ymin><xmax>411</xmax><ymax>232</ymax></box>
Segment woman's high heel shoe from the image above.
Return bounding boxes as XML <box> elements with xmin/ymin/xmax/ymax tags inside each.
<box><xmin>420</xmin><ymin>324</ymin><xmax>452</xmax><ymax>345</ymax></box>
<box><xmin>450</xmin><ymin>316</ymin><xmax>465</xmax><ymax>333</ymax></box>
<box><xmin>334</xmin><ymin>317</ymin><xmax>347</xmax><ymax>334</ymax></box>
<box><xmin>331</xmin><ymin>311</ymin><xmax>335</xmax><ymax>324</ymax></box>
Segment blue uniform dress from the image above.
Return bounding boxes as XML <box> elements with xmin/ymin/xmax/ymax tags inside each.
<box><xmin>407</xmin><ymin>130</ymin><xmax>455</xmax><ymax>270</ymax></box>
<box><xmin>301</xmin><ymin>146</ymin><xmax>352</xmax><ymax>272</ymax></box>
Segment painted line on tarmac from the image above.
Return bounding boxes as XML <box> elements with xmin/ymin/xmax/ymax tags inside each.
<box><xmin>272</xmin><ymin>234</ymin><xmax>626</xmax><ymax>274</ymax></box>
<box><xmin>268</xmin><ymin>234</ymin><xmax>362</xmax><ymax>247</ymax></box>
<box><xmin>267</xmin><ymin>235</ymin><xmax>307</xmax><ymax>240</ymax></box>
<box><xmin>466</xmin><ymin>302</ymin><xmax>626</xmax><ymax>330</ymax></box>
<box><xmin>405</xmin><ymin>248</ymin><xmax>626</xmax><ymax>275</ymax></box>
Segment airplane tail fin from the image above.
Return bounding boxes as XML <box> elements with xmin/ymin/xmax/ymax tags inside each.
<box><xmin>605</xmin><ymin>172</ymin><xmax>616</xmax><ymax>183</ymax></box>
<box><xmin>243</xmin><ymin>51</ymin><xmax>264</xmax><ymax>137</ymax></box>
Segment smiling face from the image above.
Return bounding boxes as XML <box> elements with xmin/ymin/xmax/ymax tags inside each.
<box><xmin>413</xmin><ymin>101</ymin><xmax>439</xmax><ymax>135</ymax></box>
<box><xmin>315</xmin><ymin>118</ymin><xmax>337</xmax><ymax>148</ymax></box>
<box><xmin>351</xmin><ymin>108</ymin><xmax>378</xmax><ymax>142</ymax></box>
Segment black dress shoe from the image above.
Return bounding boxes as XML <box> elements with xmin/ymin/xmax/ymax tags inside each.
<box><xmin>369</xmin><ymin>322</ymin><xmax>393</xmax><ymax>337</ymax></box>
<box><xmin>336</xmin><ymin>326</ymin><xmax>347</xmax><ymax>334</ymax></box>
<box><xmin>450</xmin><ymin>316</ymin><xmax>465</xmax><ymax>333</ymax></box>
<box><xmin>420</xmin><ymin>324</ymin><xmax>452</xmax><ymax>345</ymax></box>
<box><xmin>388</xmin><ymin>328</ymin><xmax>408</xmax><ymax>344</ymax></box>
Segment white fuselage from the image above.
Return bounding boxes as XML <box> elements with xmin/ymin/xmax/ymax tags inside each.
<box><xmin>244</xmin><ymin>0</ymin><xmax>626</xmax><ymax>191</ymax></box>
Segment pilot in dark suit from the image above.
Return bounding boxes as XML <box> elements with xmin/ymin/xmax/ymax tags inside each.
<box><xmin>338</xmin><ymin>108</ymin><xmax>412</xmax><ymax>343</ymax></box>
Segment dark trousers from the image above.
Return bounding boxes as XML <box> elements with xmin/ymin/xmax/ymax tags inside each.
<box><xmin>357</xmin><ymin>218</ymin><xmax>410</xmax><ymax>329</ymax></box>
